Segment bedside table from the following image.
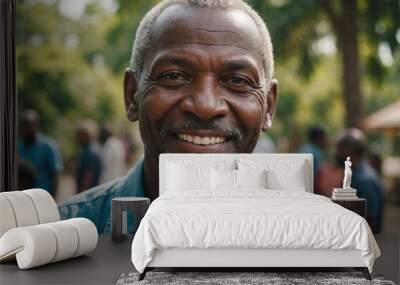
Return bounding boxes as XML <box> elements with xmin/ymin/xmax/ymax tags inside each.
<box><xmin>111</xmin><ymin>197</ymin><xmax>150</xmax><ymax>242</ymax></box>
<box><xmin>332</xmin><ymin>198</ymin><xmax>366</xmax><ymax>218</ymax></box>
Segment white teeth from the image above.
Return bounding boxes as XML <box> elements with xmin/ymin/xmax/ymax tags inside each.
<box><xmin>178</xmin><ymin>134</ymin><xmax>226</xmax><ymax>145</ymax></box>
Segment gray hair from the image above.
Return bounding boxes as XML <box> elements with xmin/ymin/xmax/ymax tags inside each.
<box><xmin>130</xmin><ymin>0</ymin><xmax>274</xmax><ymax>88</ymax></box>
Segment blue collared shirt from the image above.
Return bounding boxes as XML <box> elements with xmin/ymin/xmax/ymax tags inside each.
<box><xmin>58</xmin><ymin>157</ymin><xmax>145</xmax><ymax>233</ymax></box>
<box><xmin>18</xmin><ymin>133</ymin><xmax>63</xmax><ymax>194</ymax></box>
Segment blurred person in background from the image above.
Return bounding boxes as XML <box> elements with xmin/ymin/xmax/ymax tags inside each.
<box><xmin>17</xmin><ymin>159</ymin><xmax>37</xmax><ymax>191</ymax></box>
<box><xmin>18</xmin><ymin>110</ymin><xmax>63</xmax><ymax>196</ymax></box>
<box><xmin>253</xmin><ymin>133</ymin><xmax>276</xmax><ymax>153</ymax></box>
<box><xmin>298</xmin><ymin>125</ymin><xmax>328</xmax><ymax>177</ymax></box>
<box><xmin>335</xmin><ymin>128</ymin><xmax>384</xmax><ymax>233</ymax></box>
<box><xmin>119</xmin><ymin>130</ymin><xmax>140</xmax><ymax>165</ymax></box>
<box><xmin>314</xmin><ymin>161</ymin><xmax>343</xmax><ymax>197</ymax></box>
<box><xmin>368</xmin><ymin>152</ymin><xmax>383</xmax><ymax>175</ymax></box>
<box><xmin>75</xmin><ymin>120</ymin><xmax>102</xmax><ymax>193</ymax></box>
<box><xmin>98</xmin><ymin>123</ymin><xmax>127</xmax><ymax>183</ymax></box>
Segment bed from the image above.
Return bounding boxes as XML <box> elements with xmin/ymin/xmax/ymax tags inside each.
<box><xmin>131</xmin><ymin>153</ymin><xmax>380</xmax><ymax>280</ymax></box>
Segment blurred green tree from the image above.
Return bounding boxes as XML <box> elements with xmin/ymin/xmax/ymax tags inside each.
<box><xmin>16</xmin><ymin>0</ymin><xmax>126</xmax><ymax>158</ymax></box>
<box><xmin>251</xmin><ymin>0</ymin><xmax>400</xmax><ymax>128</ymax></box>
<box><xmin>17</xmin><ymin>0</ymin><xmax>400</xmax><ymax>157</ymax></box>
<box><xmin>17</xmin><ymin>0</ymin><xmax>123</xmax><ymax>132</ymax></box>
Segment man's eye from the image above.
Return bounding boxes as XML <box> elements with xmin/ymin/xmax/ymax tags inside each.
<box><xmin>227</xmin><ymin>77</ymin><xmax>249</xmax><ymax>85</ymax></box>
<box><xmin>156</xmin><ymin>71</ymin><xmax>189</xmax><ymax>87</ymax></box>
<box><xmin>223</xmin><ymin>75</ymin><xmax>253</xmax><ymax>91</ymax></box>
<box><xmin>159</xmin><ymin>72</ymin><xmax>186</xmax><ymax>81</ymax></box>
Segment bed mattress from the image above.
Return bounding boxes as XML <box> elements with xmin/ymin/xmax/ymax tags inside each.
<box><xmin>131</xmin><ymin>190</ymin><xmax>380</xmax><ymax>273</ymax></box>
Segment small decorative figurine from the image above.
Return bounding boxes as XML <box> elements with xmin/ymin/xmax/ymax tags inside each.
<box><xmin>332</xmin><ymin>157</ymin><xmax>357</xmax><ymax>199</ymax></box>
<box><xmin>343</xmin><ymin>157</ymin><xmax>353</xmax><ymax>189</ymax></box>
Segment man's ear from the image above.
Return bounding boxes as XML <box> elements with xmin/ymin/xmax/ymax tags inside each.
<box><xmin>124</xmin><ymin>68</ymin><xmax>139</xmax><ymax>122</ymax></box>
<box><xmin>261</xmin><ymin>79</ymin><xmax>278</xmax><ymax>131</ymax></box>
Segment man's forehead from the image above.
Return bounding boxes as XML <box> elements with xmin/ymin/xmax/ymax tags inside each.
<box><xmin>150</xmin><ymin>4</ymin><xmax>262</xmax><ymax>54</ymax></box>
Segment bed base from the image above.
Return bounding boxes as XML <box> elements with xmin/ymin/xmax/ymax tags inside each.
<box><xmin>138</xmin><ymin>267</ymin><xmax>371</xmax><ymax>281</ymax></box>
<box><xmin>138</xmin><ymin>248</ymin><xmax>372</xmax><ymax>281</ymax></box>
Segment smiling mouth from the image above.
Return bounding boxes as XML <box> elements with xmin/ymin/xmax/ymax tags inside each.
<box><xmin>177</xmin><ymin>133</ymin><xmax>227</xmax><ymax>145</ymax></box>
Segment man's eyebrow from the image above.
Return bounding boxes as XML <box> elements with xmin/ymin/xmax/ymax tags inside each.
<box><xmin>221</xmin><ymin>58</ymin><xmax>260</xmax><ymax>73</ymax></box>
<box><xmin>149</xmin><ymin>54</ymin><xmax>196</xmax><ymax>70</ymax></box>
<box><xmin>149</xmin><ymin>54</ymin><xmax>262</xmax><ymax>76</ymax></box>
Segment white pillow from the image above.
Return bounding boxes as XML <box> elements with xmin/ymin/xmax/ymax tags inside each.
<box><xmin>236</xmin><ymin>169</ymin><xmax>267</xmax><ymax>189</ymax></box>
<box><xmin>167</xmin><ymin>162</ymin><xmax>212</xmax><ymax>191</ymax></box>
<box><xmin>211</xmin><ymin>168</ymin><xmax>268</xmax><ymax>190</ymax></box>
<box><xmin>212</xmin><ymin>168</ymin><xmax>237</xmax><ymax>190</ymax></box>
<box><xmin>237</xmin><ymin>158</ymin><xmax>308</xmax><ymax>191</ymax></box>
<box><xmin>266</xmin><ymin>168</ymin><xmax>307</xmax><ymax>191</ymax></box>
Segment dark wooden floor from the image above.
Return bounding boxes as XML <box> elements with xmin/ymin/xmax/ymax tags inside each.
<box><xmin>374</xmin><ymin>234</ymin><xmax>400</xmax><ymax>284</ymax></box>
<box><xmin>0</xmin><ymin>234</ymin><xmax>398</xmax><ymax>284</ymax></box>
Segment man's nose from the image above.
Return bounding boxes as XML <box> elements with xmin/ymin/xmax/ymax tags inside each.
<box><xmin>179</xmin><ymin>76</ymin><xmax>229</xmax><ymax>121</ymax></box>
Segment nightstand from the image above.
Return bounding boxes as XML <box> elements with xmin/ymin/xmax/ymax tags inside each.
<box><xmin>111</xmin><ymin>197</ymin><xmax>150</xmax><ymax>242</ymax></box>
<box><xmin>332</xmin><ymin>198</ymin><xmax>366</xmax><ymax>218</ymax></box>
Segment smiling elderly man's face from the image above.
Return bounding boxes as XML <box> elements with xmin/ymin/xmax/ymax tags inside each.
<box><xmin>124</xmin><ymin>4</ymin><xmax>277</xmax><ymax>158</ymax></box>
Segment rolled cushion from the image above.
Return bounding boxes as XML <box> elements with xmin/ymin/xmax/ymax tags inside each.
<box><xmin>42</xmin><ymin>221</ymin><xmax>79</xmax><ymax>262</ymax></box>
<box><xmin>0</xmin><ymin>196</ymin><xmax>17</xmax><ymax>237</ymax></box>
<box><xmin>0</xmin><ymin>218</ymin><xmax>98</xmax><ymax>269</ymax></box>
<box><xmin>24</xmin><ymin>189</ymin><xmax>60</xmax><ymax>224</ymax></box>
<box><xmin>66</xmin><ymin>218</ymin><xmax>98</xmax><ymax>257</ymax></box>
<box><xmin>0</xmin><ymin>226</ymin><xmax>57</xmax><ymax>269</ymax></box>
<box><xmin>0</xmin><ymin>191</ymin><xmax>39</xmax><ymax>227</ymax></box>
<box><xmin>0</xmin><ymin>189</ymin><xmax>60</xmax><ymax>238</ymax></box>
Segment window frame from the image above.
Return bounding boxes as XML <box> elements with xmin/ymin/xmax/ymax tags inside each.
<box><xmin>0</xmin><ymin>0</ymin><xmax>17</xmax><ymax>192</ymax></box>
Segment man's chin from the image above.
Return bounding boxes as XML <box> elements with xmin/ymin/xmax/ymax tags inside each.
<box><xmin>163</xmin><ymin>136</ymin><xmax>238</xmax><ymax>153</ymax></box>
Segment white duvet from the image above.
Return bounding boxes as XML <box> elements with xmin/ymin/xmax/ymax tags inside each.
<box><xmin>131</xmin><ymin>190</ymin><xmax>380</xmax><ymax>273</ymax></box>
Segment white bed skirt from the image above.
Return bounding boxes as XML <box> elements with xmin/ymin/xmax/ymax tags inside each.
<box><xmin>148</xmin><ymin>248</ymin><xmax>366</xmax><ymax>268</ymax></box>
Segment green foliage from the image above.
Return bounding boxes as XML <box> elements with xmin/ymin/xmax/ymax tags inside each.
<box><xmin>17</xmin><ymin>0</ymin><xmax>126</xmax><ymax>157</ymax></box>
<box><xmin>251</xmin><ymin>0</ymin><xmax>399</xmax><ymax>150</ymax></box>
<box><xmin>104</xmin><ymin>0</ymin><xmax>158</xmax><ymax>73</ymax></box>
<box><xmin>17</xmin><ymin>0</ymin><xmax>400</xmax><ymax>158</ymax></box>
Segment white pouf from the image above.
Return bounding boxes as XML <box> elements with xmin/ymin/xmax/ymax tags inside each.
<box><xmin>1</xmin><ymin>191</ymin><xmax>39</xmax><ymax>227</ymax></box>
<box><xmin>0</xmin><ymin>196</ymin><xmax>17</xmax><ymax>237</ymax></box>
<box><xmin>42</xmin><ymin>220</ymin><xmax>79</xmax><ymax>262</ymax></box>
<box><xmin>0</xmin><ymin>218</ymin><xmax>98</xmax><ymax>269</ymax></box>
<box><xmin>24</xmin><ymin>189</ymin><xmax>60</xmax><ymax>224</ymax></box>
<box><xmin>66</xmin><ymin>218</ymin><xmax>98</xmax><ymax>257</ymax></box>
<box><xmin>0</xmin><ymin>225</ymin><xmax>57</xmax><ymax>269</ymax></box>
